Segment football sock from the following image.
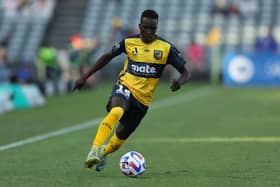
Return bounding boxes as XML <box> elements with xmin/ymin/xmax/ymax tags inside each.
<box><xmin>102</xmin><ymin>133</ymin><xmax>125</xmax><ymax>156</ymax></box>
<box><xmin>93</xmin><ymin>107</ymin><xmax>124</xmax><ymax>147</ymax></box>
<box><xmin>89</xmin><ymin>144</ymin><xmax>99</xmax><ymax>153</ymax></box>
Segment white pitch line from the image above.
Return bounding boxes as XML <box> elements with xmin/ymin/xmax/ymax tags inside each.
<box><xmin>132</xmin><ymin>137</ymin><xmax>280</xmax><ymax>143</ymax></box>
<box><xmin>0</xmin><ymin>86</ymin><xmax>215</xmax><ymax>152</ymax></box>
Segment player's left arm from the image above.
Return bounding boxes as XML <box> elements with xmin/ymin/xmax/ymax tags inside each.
<box><xmin>167</xmin><ymin>46</ymin><xmax>191</xmax><ymax>92</ymax></box>
<box><xmin>170</xmin><ymin>64</ymin><xmax>190</xmax><ymax>92</ymax></box>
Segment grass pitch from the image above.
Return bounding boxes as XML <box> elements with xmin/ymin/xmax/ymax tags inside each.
<box><xmin>0</xmin><ymin>83</ymin><xmax>280</xmax><ymax>187</ymax></box>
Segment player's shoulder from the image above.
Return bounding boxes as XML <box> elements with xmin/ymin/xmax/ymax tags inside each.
<box><xmin>157</xmin><ymin>36</ymin><xmax>177</xmax><ymax>50</ymax></box>
<box><xmin>157</xmin><ymin>36</ymin><xmax>176</xmax><ymax>48</ymax></box>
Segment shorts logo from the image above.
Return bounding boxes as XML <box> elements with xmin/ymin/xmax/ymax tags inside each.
<box><xmin>154</xmin><ymin>50</ymin><xmax>163</xmax><ymax>60</ymax></box>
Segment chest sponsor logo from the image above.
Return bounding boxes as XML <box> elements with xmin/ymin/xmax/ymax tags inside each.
<box><xmin>127</xmin><ymin>60</ymin><xmax>165</xmax><ymax>78</ymax></box>
<box><xmin>131</xmin><ymin>64</ymin><xmax>157</xmax><ymax>75</ymax></box>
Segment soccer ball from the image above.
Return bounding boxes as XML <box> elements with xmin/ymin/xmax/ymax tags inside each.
<box><xmin>119</xmin><ymin>151</ymin><xmax>146</xmax><ymax>177</ymax></box>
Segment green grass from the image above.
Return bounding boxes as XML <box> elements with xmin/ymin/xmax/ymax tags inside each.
<box><xmin>1</xmin><ymin>83</ymin><xmax>280</xmax><ymax>187</ymax></box>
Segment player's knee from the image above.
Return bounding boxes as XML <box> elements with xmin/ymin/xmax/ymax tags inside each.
<box><xmin>110</xmin><ymin>107</ymin><xmax>124</xmax><ymax>120</ymax></box>
<box><xmin>111</xmin><ymin>96</ymin><xmax>126</xmax><ymax>109</ymax></box>
<box><xmin>116</xmin><ymin>127</ymin><xmax>133</xmax><ymax>140</ymax></box>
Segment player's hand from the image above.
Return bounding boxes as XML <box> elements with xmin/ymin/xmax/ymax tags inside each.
<box><xmin>72</xmin><ymin>77</ymin><xmax>86</xmax><ymax>92</ymax></box>
<box><xmin>170</xmin><ymin>79</ymin><xmax>181</xmax><ymax>92</ymax></box>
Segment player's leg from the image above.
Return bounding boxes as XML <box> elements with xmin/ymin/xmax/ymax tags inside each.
<box><xmin>95</xmin><ymin>123</ymin><xmax>127</xmax><ymax>172</ymax></box>
<box><xmin>101</xmin><ymin>123</ymin><xmax>130</xmax><ymax>157</ymax></box>
<box><xmin>96</xmin><ymin>102</ymin><xmax>148</xmax><ymax>171</ymax></box>
<box><xmin>85</xmin><ymin>96</ymin><xmax>126</xmax><ymax>168</ymax></box>
<box><xmin>102</xmin><ymin>97</ymin><xmax>148</xmax><ymax>157</ymax></box>
<box><xmin>93</xmin><ymin>96</ymin><xmax>126</xmax><ymax>147</ymax></box>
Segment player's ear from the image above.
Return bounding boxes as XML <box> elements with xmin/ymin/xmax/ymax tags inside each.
<box><xmin>138</xmin><ymin>23</ymin><xmax>141</xmax><ymax>30</ymax></box>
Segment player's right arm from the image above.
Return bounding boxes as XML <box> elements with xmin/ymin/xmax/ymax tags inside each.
<box><xmin>73</xmin><ymin>40</ymin><xmax>125</xmax><ymax>91</ymax></box>
<box><xmin>72</xmin><ymin>51</ymin><xmax>116</xmax><ymax>91</ymax></box>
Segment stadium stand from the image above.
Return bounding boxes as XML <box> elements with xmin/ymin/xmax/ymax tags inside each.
<box><xmin>78</xmin><ymin>0</ymin><xmax>264</xmax><ymax>57</ymax></box>
<box><xmin>0</xmin><ymin>0</ymin><xmax>271</xmax><ymax>62</ymax></box>
<box><xmin>1</xmin><ymin>0</ymin><xmax>280</xmax><ymax>91</ymax></box>
<box><xmin>44</xmin><ymin>0</ymin><xmax>87</xmax><ymax>49</ymax></box>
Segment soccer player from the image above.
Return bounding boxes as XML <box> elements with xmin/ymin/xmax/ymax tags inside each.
<box><xmin>72</xmin><ymin>9</ymin><xmax>191</xmax><ymax>171</ymax></box>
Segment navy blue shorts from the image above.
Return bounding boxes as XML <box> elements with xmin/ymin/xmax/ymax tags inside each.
<box><xmin>106</xmin><ymin>84</ymin><xmax>148</xmax><ymax>132</ymax></box>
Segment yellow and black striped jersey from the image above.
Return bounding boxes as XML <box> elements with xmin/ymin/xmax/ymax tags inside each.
<box><xmin>111</xmin><ymin>34</ymin><xmax>186</xmax><ymax>106</ymax></box>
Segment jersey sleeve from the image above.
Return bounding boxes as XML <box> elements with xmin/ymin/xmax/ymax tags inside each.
<box><xmin>111</xmin><ymin>39</ymin><xmax>126</xmax><ymax>56</ymax></box>
<box><xmin>166</xmin><ymin>45</ymin><xmax>186</xmax><ymax>74</ymax></box>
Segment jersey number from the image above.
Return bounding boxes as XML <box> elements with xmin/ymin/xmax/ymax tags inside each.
<box><xmin>116</xmin><ymin>85</ymin><xmax>131</xmax><ymax>99</ymax></box>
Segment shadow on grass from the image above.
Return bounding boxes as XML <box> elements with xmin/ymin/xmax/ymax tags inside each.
<box><xmin>91</xmin><ymin>169</ymin><xmax>190</xmax><ymax>179</ymax></box>
<box><xmin>143</xmin><ymin>169</ymin><xmax>190</xmax><ymax>178</ymax></box>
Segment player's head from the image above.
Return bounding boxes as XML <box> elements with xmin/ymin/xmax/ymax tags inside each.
<box><xmin>139</xmin><ymin>9</ymin><xmax>158</xmax><ymax>44</ymax></box>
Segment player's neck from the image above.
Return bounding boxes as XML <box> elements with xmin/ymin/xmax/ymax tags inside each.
<box><xmin>141</xmin><ymin>35</ymin><xmax>157</xmax><ymax>44</ymax></box>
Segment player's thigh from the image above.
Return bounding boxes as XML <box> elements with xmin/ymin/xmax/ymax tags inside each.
<box><xmin>107</xmin><ymin>95</ymin><xmax>127</xmax><ymax>111</ymax></box>
<box><xmin>111</xmin><ymin>96</ymin><xmax>126</xmax><ymax>108</ymax></box>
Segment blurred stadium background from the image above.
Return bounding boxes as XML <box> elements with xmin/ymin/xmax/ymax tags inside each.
<box><xmin>1</xmin><ymin>0</ymin><xmax>280</xmax><ymax>113</ymax></box>
<box><xmin>1</xmin><ymin>1</ymin><xmax>280</xmax><ymax>186</ymax></box>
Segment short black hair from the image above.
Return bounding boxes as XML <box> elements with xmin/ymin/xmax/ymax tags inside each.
<box><xmin>140</xmin><ymin>9</ymin><xmax>158</xmax><ymax>22</ymax></box>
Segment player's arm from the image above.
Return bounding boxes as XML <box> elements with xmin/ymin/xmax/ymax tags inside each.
<box><xmin>167</xmin><ymin>46</ymin><xmax>191</xmax><ymax>92</ymax></box>
<box><xmin>170</xmin><ymin>64</ymin><xmax>191</xmax><ymax>92</ymax></box>
<box><xmin>72</xmin><ymin>51</ymin><xmax>116</xmax><ymax>91</ymax></box>
<box><xmin>73</xmin><ymin>40</ymin><xmax>125</xmax><ymax>91</ymax></box>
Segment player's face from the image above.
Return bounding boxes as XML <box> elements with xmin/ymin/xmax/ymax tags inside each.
<box><xmin>139</xmin><ymin>17</ymin><xmax>157</xmax><ymax>44</ymax></box>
